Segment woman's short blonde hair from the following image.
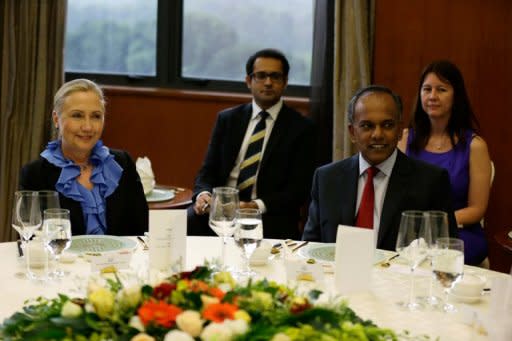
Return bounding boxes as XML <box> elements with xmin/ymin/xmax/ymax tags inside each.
<box><xmin>53</xmin><ymin>78</ymin><xmax>106</xmax><ymax>115</ymax></box>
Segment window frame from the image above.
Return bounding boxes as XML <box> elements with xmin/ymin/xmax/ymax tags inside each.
<box><xmin>65</xmin><ymin>0</ymin><xmax>311</xmax><ymax>97</ymax></box>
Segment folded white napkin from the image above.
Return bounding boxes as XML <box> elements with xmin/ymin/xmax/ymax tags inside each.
<box><xmin>136</xmin><ymin>157</ymin><xmax>156</xmax><ymax>195</ymax></box>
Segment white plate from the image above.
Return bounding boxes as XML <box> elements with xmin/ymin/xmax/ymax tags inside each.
<box><xmin>508</xmin><ymin>230</ymin><xmax>512</xmax><ymax>239</ymax></box>
<box><xmin>298</xmin><ymin>243</ymin><xmax>396</xmax><ymax>265</ymax></box>
<box><xmin>146</xmin><ymin>188</ymin><xmax>175</xmax><ymax>202</ymax></box>
<box><xmin>448</xmin><ymin>291</ymin><xmax>482</xmax><ymax>304</ymax></box>
<box><xmin>68</xmin><ymin>235</ymin><xmax>137</xmax><ymax>254</ymax></box>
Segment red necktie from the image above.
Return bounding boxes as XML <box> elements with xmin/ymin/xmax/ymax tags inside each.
<box><xmin>355</xmin><ymin>166</ymin><xmax>379</xmax><ymax>229</ymax></box>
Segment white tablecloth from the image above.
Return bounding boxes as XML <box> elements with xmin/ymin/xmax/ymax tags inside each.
<box><xmin>0</xmin><ymin>237</ymin><xmax>509</xmax><ymax>340</ymax></box>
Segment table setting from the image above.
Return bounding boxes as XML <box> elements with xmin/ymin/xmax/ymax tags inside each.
<box><xmin>2</xmin><ymin>189</ymin><xmax>512</xmax><ymax>340</ymax></box>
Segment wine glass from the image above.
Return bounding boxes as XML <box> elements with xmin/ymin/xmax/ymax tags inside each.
<box><xmin>11</xmin><ymin>191</ymin><xmax>42</xmax><ymax>254</ymax></box>
<box><xmin>431</xmin><ymin>237</ymin><xmax>464</xmax><ymax>313</ymax></box>
<box><xmin>234</xmin><ymin>208</ymin><xmax>263</xmax><ymax>278</ymax></box>
<box><xmin>421</xmin><ymin>211</ymin><xmax>450</xmax><ymax>307</ymax></box>
<box><xmin>208</xmin><ymin>187</ymin><xmax>239</xmax><ymax>270</ymax></box>
<box><xmin>43</xmin><ymin>208</ymin><xmax>72</xmax><ymax>277</ymax></box>
<box><xmin>395</xmin><ymin>210</ymin><xmax>429</xmax><ymax>310</ymax></box>
<box><xmin>38</xmin><ymin>190</ymin><xmax>60</xmax><ymax>212</ymax></box>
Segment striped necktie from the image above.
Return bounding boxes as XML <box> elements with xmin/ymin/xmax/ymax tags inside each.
<box><xmin>237</xmin><ymin>111</ymin><xmax>269</xmax><ymax>201</ymax></box>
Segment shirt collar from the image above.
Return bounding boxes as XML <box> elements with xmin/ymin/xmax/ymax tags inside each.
<box><xmin>251</xmin><ymin>99</ymin><xmax>283</xmax><ymax>121</ymax></box>
<box><xmin>358</xmin><ymin>148</ymin><xmax>397</xmax><ymax>177</ymax></box>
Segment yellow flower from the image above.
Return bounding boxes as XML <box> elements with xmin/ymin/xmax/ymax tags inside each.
<box><xmin>176</xmin><ymin>310</ymin><xmax>204</xmax><ymax>337</ymax></box>
<box><xmin>130</xmin><ymin>333</ymin><xmax>155</xmax><ymax>341</ymax></box>
<box><xmin>89</xmin><ymin>287</ymin><xmax>115</xmax><ymax>319</ymax></box>
<box><xmin>233</xmin><ymin>309</ymin><xmax>251</xmax><ymax>323</ymax></box>
<box><xmin>270</xmin><ymin>332</ymin><xmax>292</xmax><ymax>341</ymax></box>
<box><xmin>200</xmin><ymin>294</ymin><xmax>220</xmax><ymax>307</ymax></box>
<box><xmin>60</xmin><ymin>300</ymin><xmax>82</xmax><ymax>318</ymax></box>
<box><xmin>251</xmin><ymin>291</ymin><xmax>273</xmax><ymax>309</ymax></box>
<box><xmin>213</xmin><ymin>271</ymin><xmax>236</xmax><ymax>288</ymax></box>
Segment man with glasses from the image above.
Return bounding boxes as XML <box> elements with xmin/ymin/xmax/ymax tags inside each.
<box><xmin>188</xmin><ymin>48</ymin><xmax>317</xmax><ymax>240</ymax></box>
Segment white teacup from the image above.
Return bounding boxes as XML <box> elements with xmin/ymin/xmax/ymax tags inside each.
<box><xmin>250</xmin><ymin>241</ymin><xmax>272</xmax><ymax>266</ymax></box>
<box><xmin>451</xmin><ymin>273</ymin><xmax>486</xmax><ymax>297</ymax></box>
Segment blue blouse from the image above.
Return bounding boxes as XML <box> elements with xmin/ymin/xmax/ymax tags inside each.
<box><xmin>41</xmin><ymin>140</ymin><xmax>123</xmax><ymax>234</ymax></box>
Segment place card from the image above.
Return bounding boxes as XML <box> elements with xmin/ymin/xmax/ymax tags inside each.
<box><xmin>88</xmin><ymin>250</ymin><xmax>132</xmax><ymax>272</ymax></box>
<box><xmin>334</xmin><ymin>225</ymin><xmax>374</xmax><ymax>294</ymax></box>
<box><xmin>285</xmin><ymin>259</ymin><xmax>324</xmax><ymax>283</ymax></box>
<box><xmin>148</xmin><ymin>210</ymin><xmax>187</xmax><ymax>273</ymax></box>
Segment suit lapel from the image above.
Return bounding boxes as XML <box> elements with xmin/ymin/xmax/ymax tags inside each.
<box><xmin>229</xmin><ymin>104</ymin><xmax>252</xmax><ymax>168</ymax></box>
<box><xmin>330</xmin><ymin>155</ymin><xmax>359</xmax><ymax>227</ymax></box>
<box><xmin>378</xmin><ymin>151</ymin><xmax>411</xmax><ymax>246</ymax></box>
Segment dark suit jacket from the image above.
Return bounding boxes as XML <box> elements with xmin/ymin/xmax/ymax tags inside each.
<box><xmin>19</xmin><ymin>149</ymin><xmax>148</xmax><ymax>236</ymax></box>
<box><xmin>192</xmin><ymin>103</ymin><xmax>317</xmax><ymax>239</ymax></box>
<box><xmin>302</xmin><ymin>151</ymin><xmax>458</xmax><ymax>250</ymax></box>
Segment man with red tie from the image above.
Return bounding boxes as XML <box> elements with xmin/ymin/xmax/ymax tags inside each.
<box><xmin>302</xmin><ymin>85</ymin><xmax>457</xmax><ymax>250</ymax></box>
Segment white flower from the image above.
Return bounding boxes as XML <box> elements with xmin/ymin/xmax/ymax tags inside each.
<box><xmin>130</xmin><ymin>333</ymin><xmax>155</xmax><ymax>341</ymax></box>
<box><xmin>164</xmin><ymin>330</ymin><xmax>195</xmax><ymax>341</ymax></box>
<box><xmin>60</xmin><ymin>300</ymin><xmax>82</xmax><ymax>318</ymax></box>
<box><xmin>117</xmin><ymin>285</ymin><xmax>142</xmax><ymax>309</ymax></box>
<box><xmin>224</xmin><ymin>319</ymin><xmax>248</xmax><ymax>335</ymax></box>
<box><xmin>270</xmin><ymin>333</ymin><xmax>292</xmax><ymax>341</ymax></box>
<box><xmin>176</xmin><ymin>310</ymin><xmax>204</xmax><ymax>337</ymax></box>
<box><xmin>129</xmin><ymin>316</ymin><xmax>145</xmax><ymax>332</ymax></box>
<box><xmin>200</xmin><ymin>322</ymin><xmax>233</xmax><ymax>341</ymax></box>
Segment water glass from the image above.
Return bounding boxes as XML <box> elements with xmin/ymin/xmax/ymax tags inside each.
<box><xmin>432</xmin><ymin>237</ymin><xmax>464</xmax><ymax>312</ymax></box>
<box><xmin>25</xmin><ymin>237</ymin><xmax>52</xmax><ymax>282</ymax></box>
<box><xmin>38</xmin><ymin>190</ymin><xmax>60</xmax><ymax>212</ymax></box>
<box><xmin>234</xmin><ymin>208</ymin><xmax>263</xmax><ymax>277</ymax></box>
<box><xmin>43</xmin><ymin>208</ymin><xmax>72</xmax><ymax>277</ymax></box>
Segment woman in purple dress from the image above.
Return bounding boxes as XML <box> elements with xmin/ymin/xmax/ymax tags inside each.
<box><xmin>398</xmin><ymin>60</ymin><xmax>492</xmax><ymax>266</ymax></box>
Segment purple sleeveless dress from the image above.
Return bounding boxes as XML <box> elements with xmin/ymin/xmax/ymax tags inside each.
<box><xmin>407</xmin><ymin>129</ymin><xmax>488</xmax><ymax>265</ymax></box>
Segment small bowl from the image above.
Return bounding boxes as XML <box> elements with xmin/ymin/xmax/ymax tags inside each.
<box><xmin>451</xmin><ymin>274</ymin><xmax>486</xmax><ymax>297</ymax></box>
<box><xmin>59</xmin><ymin>252</ymin><xmax>78</xmax><ymax>263</ymax></box>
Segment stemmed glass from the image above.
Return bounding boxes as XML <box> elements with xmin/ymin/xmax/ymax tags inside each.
<box><xmin>43</xmin><ymin>208</ymin><xmax>72</xmax><ymax>277</ymax></box>
<box><xmin>208</xmin><ymin>187</ymin><xmax>239</xmax><ymax>270</ymax></box>
<box><xmin>11</xmin><ymin>191</ymin><xmax>42</xmax><ymax>254</ymax></box>
<box><xmin>431</xmin><ymin>237</ymin><xmax>464</xmax><ymax>313</ymax></box>
<box><xmin>395</xmin><ymin>210</ymin><xmax>430</xmax><ymax>310</ymax></box>
<box><xmin>38</xmin><ymin>190</ymin><xmax>60</xmax><ymax>212</ymax></box>
<box><xmin>234</xmin><ymin>208</ymin><xmax>263</xmax><ymax>278</ymax></box>
<box><xmin>421</xmin><ymin>211</ymin><xmax>450</xmax><ymax>307</ymax></box>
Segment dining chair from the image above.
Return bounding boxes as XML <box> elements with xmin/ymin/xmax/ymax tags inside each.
<box><xmin>478</xmin><ymin>160</ymin><xmax>495</xmax><ymax>269</ymax></box>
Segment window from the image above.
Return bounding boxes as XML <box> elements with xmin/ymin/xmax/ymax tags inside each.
<box><xmin>65</xmin><ymin>0</ymin><xmax>314</xmax><ymax>94</ymax></box>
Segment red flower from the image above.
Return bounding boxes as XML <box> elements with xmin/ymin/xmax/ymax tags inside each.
<box><xmin>208</xmin><ymin>287</ymin><xmax>225</xmax><ymax>301</ymax></box>
<box><xmin>138</xmin><ymin>300</ymin><xmax>182</xmax><ymax>328</ymax></box>
<box><xmin>153</xmin><ymin>282</ymin><xmax>176</xmax><ymax>300</ymax></box>
<box><xmin>202</xmin><ymin>303</ymin><xmax>238</xmax><ymax>323</ymax></box>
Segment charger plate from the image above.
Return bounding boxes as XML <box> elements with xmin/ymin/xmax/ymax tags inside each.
<box><xmin>146</xmin><ymin>188</ymin><xmax>175</xmax><ymax>203</ymax></box>
<box><xmin>298</xmin><ymin>243</ymin><xmax>396</xmax><ymax>264</ymax></box>
<box><xmin>68</xmin><ymin>235</ymin><xmax>137</xmax><ymax>254</ymax></box>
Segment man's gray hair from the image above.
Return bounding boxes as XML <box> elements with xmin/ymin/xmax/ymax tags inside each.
<box><xmin>347</xmin><ymin>85</ymin><xmax>403</xmax><ymax>123</ymax></box>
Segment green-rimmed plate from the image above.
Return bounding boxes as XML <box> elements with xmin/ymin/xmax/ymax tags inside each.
<box><xmin>68</xmin><ymin>235</ymin><xmax>137</xmax><ymax>254</ymax></box>
<box><xmin>298</xmin><ymin>243</ymin><xmax>396</xmax><ymax>264</ymax></box>
<box><xmin>146</xmin><ymin>189</ymin><xmax>175</xmax><ymax>203</ymax></box>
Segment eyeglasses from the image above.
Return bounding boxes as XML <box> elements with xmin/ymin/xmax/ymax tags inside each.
<box><xmin>250</xmin><ymin>71</ymin><xmax>285</xmax><ymax>83</ymax></box>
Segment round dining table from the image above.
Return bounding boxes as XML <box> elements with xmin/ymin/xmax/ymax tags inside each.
<box><xmin>0</xmin><ymin>236</ymin><xmax>510</xmax><ymax>340</ymax></box>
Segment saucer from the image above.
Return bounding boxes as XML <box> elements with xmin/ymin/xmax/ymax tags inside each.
<box><xmin>448</xmin><ymin>291</ymin><xmax>482</xmax><ymax>304</ymax></box>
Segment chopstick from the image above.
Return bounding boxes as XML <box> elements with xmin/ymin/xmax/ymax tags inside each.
<box><xmin>291</xmin><ymin>241</ymin><xmax>309</xmax><ymax>253</ymax></box>
<box><xmin>137</xmin><ymin>236</ymin><xmax>149</xmax><ymax>250</ymax></box>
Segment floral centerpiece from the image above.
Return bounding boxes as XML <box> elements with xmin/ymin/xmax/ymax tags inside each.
<box><xmin>0</xmin><ymin>266</ymin><xmax>399</xmax><ymax>340</ymax></box>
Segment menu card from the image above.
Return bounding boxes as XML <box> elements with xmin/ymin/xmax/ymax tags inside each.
<box><xmin>148</xmin><ymin>210</ymin><xmax>186</xmax><ymax>273</ymax></box>
<box><xmin>334</xmin><ymin>225</ymin><xmax>374</xmax><ymax>294</ymax></box>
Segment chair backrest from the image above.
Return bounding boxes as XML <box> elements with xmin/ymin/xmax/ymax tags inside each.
<box><xmin>481</xmin><ymin>160</ymin><xmax>495</xmax><ymax>227</ymax></box>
